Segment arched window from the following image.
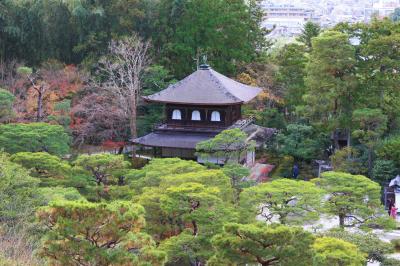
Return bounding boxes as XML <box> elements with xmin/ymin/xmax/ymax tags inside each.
<box><xmin>172</xmin><ymin>109</ymin><xmax>182</xmax><ymax>120</ymax></box>
<box><xmin>191</xmin><ymin>110</ymin><xmax>201</xmax><ymax>121</ymax></box>
<box><xmin>211</xmin><ymin>111</ymin><xmax>221</xmax><ymax>122</ymax></box>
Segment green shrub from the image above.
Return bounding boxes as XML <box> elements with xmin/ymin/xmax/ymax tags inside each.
<box><xmin>390</xmin><ymin>238</ymin><xmax>400</xmax><ymax>251</ymax></box>
<box><xmin>203</xmin><ymin>162</ymin><xmax>221</xmax><ymax>169</ymax></box>
<box><xmin>324</xmin><ymin>229</ymin><xmax>394</xmax><ymax>262</ymax></box>
<box><xmin>256</xmin><ymin>108</ymin><xmax>286</xmax><ymax>129</ymax></box>
<box><xmin>107</xmin><ymin>185</ymin><xmax>135</xmax><ymax>201</ymax></box>
<box><xmin>38</xmin><ymin>187</ymin><xmax>86</xmax><ymax>204</ymax></box>
<box><xmin>330</xmin><ymin>147</ymin><xmax>366</xmax><ymax>175</ymax></box>
<box><xmin>276</xmin><ymin>124</ymin><xmax>327</xmax><ymax>162</ymax></box>
<box><xmin>271</xmin><ymin>155</ymin><xmax>294</xmax><ymax>178</ymax></box>
<box><xmin>378</xmin><ymin>136</ymin><xmax>400</xmax><ymax>167</ymax></box>
<box><xmin>362</xmin><ymin>215</ymin><xmax>398</xmax><ymax>230</ymax></box>
<box><xmin>0</xmin><ymin>88</ymin><xmax>15</xmax><ymax>122</ymax></box>
<box><xmin>373</xmin><ymin>159</ymin><xmax>398</xmax><ymax>184</ymax></box>
<box><xmin>382</xmin><ymin>257</ymin><xmax>400</xmax><ymax>266</ymax></box>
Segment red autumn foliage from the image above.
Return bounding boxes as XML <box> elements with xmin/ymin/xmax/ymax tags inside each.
<box><xmin>102</xmin><ymin>140</ymin><xmax>126</xmax><ymax>149</ymax></box>
<box><xmin>70</xmin><ymin>88</ymin><xmax>130</xmax><ymax>146</ymax></box>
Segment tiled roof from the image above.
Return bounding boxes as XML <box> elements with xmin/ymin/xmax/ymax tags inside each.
<box><xmin>143</xmin><ymin>67</ymin><xmax>262</xmax><ymax>105</ymax></box>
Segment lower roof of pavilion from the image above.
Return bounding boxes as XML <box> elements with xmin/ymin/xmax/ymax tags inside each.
<box><xmin>132</xmin><ymin>119</ymin><xmax>277</xmax><ymax>150</ymax></box>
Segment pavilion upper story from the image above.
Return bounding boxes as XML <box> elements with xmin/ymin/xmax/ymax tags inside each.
<box><xmin>143</xmin><ymin>64</ymin><xmax>262</xmax><ymax>131</ymax></box>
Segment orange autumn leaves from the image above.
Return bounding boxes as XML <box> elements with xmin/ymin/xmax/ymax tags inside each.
<box><xmin>13</xmin><ymin>64</ymin><xmax>85</xmax><ymax>122</ymax></box>
<box><xmin>236</xmin><ymin>72</ymin><xmax>284</xmax><ymax>108</ymax></box>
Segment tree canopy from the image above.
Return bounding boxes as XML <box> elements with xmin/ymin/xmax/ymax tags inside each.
<box><xmin>304</xmin><ymin>31</ymin><xmax>357</xmax><ymax>148</ymax></box>
<box><xmin>196</xmin><ymin>129</ymin><xmax>254</xmax><ymax>164</ymax></box>
<box><xmin>0</xmin><ymin>153</ymin><xmax>41</xmax><ymax>227</ymax></box>
<box><xmin>10</xmin><ymin>152</ymin><xmax>71</xmax><ymax>178</ymax></box>
<box><xmin>313</xmin><ymin>172</ymin><xmax>382</xmax><ymax>227</ymax></box>
<box><xmin>240</xmin><ymin>179</ymin><xmax>323</xmax><ymax>224</ymax></box>
<box><xmin>153</xmin><ymin>0</ymin><xmax>268</xmax><ymax>77</ymax></box>
<box><xmin>0</xmin><ymin>123</ymin><xmax>70</xmax><ymax>156</ymax></box>
<box><xmin>276</xmin><ymin>123</ymin><xmax>325</xmax><ymax>161</ymax></box>
<box><xmin>73</xmin><ymin>154</ymin><xmax>130</xmax><ymax>185</ymax></box>
<box><xmin>312</xmin><ymin>237</ymin><xmax>366</xmax><ymax>266</ymax></box>
<box><xmin>211</xmin><ymin>222</ymin><xmax>315</xmax><ymax>266</ymax></box>
<box><xmin>297</xmin><ymin>21</ymin><xmax>321</xmax><ymax>51</ymax></box>
<box><xmin>37</xmin><ymin>200</ymin><xmax>166</xmax><ymax>266</ymax></box>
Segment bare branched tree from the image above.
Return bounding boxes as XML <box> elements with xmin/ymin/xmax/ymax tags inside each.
<box><xmin>97</xmin><ymin>35</ymin><xmax>151</xmax><ymax>144</ymax></box>
<box><xmin>17</xmin><ymin>67</ymin><xmax>49</xmax><ymax>122</ymax></box>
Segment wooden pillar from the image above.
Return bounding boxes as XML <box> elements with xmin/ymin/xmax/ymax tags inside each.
<box><xmin>225</xmin><ymin>106</ymin><xmax>230</xmax><ymax>125</ymax></box>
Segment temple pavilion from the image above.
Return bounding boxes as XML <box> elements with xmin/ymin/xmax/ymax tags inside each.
<box><xmin>132</xmin><ymin>64</ymin><xmax>275</xmax><ymax>165</ymax></box>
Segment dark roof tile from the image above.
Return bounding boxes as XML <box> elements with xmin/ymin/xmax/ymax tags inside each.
<box><xmin>143</xmin><ymin>68</ymin><xmax>262</xmax><ymax>105</ymax></box>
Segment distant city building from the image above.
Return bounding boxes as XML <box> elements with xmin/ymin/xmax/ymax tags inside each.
<box><xmin>261</xmin><ymin>0</ymin><xmax>400</xmax><ymax>38</ymax></box>
<box><xmin>365</xmin><ymin>0</ymin><xmax>400</xmax><ymax>21</ymax></box>
<box><xmin>262</xmin><ymin>3</ymin><xmax>320</xmax><ymax>38</ymax></box>
<box><xmin>263</xmin><ymin>18</ymin><xmax>307</xmax><ymax>37</ymax></box>
<box><xmin>264</xmin><ymin>4</ymin><xmax>316</xmax><ymax>19</ymax></box>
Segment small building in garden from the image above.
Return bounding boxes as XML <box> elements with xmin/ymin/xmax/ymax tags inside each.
<box><xmin>132</xmin><ymin>64</ymin><xmax>275</xmax><ymax>165</ymax></box>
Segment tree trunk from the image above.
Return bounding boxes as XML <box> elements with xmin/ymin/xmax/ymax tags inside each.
<box><xmin>192</xmin><ymin>220</ymin><xmax>198</xmax><ymax>236</ymax></box>
<box><xmin>279</xmin><ymin>214</ymin><xmax>287</xmax><ymax>225</ymax></box>
<box><xmin>129</xmin><ymin>96</ymin><xmax>137</xmax><ymax>161</ymax></box>
<box><xmin>367</xmin><ymin>147</ymin><xmax>373</xmax><ymax>177</ymax></box>
<box><xmin>130</xmin><ymin>99</ymin><xmax>137</xmax><ymax>140</ymax></box>
<box><xmin>346</xmin><ymin>129</ymin><xmax>351</xmax><ymax>160</ymax></box>
<box><xmin>189</xmin><ymin>258</ymin><xmax>202</xmax><ymax>266</ymax></box>
<box><xmin>333</xmin><ymin>130</ymin><xmax>340</xmax><ymax>150</ymax></box>
<box><xmin>339</xmin><ymin>214</ymin><xmax>345</xmax><ymax>228</ymax></box>
<box><xmin>95</xmin><ymin>173</ymin><xmax>104</xmax><ymax>186</ymax></box>
<box><xmin>346</xmin><ymin>129</ymin><xmax>351</xmax><ymax>148</ymax></box>
<box><xmin>118</xmin><ymin>146</ymin><xmax>124</xmax><ymax>154</ymax></box>
<box><xmin>36</xmin><ymin>88</ymin><xmax>43</xmax><ymax>122</ymax></box>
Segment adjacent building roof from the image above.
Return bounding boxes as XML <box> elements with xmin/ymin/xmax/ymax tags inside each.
<box><xmin>143</xmin><ymin>65</ymin><xmax>262</xmax><ymax>105</ymax></box>
<box><xmin>229</xmin><ymin>118</ymin><xmax>278</xmax><ymax>147</ymax></box>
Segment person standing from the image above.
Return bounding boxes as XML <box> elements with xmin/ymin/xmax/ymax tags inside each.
<box><xmin>292</xmin><ymin>164</ymin><xmax>299</xmax><ymax>179</ymax></box>
<box><xmin>388</xmin><ymin>199</ymin><xmax>395</xmax><ymax>216</ymax></box>
<box><xmin>390</xmin><ymin>205</ymin><xmax>398</xmax><ymax>219</ymax></box>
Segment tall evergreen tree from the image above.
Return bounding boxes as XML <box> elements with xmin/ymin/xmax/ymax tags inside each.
<box><xmin>304</xmin><ymin>31</ymin><xmax>357</xmax><ymax>149</ymax></box>
<box><xmin>152</xmin><ymin>0</ymin><xmax>268</xmax><ymax>77</ymax></box>
<box><xmin>274</xmin><ymin>43</ymin><xmax>308</xmax><ymax>114</ymax></box>
<box><xmin>297</xmin><ymin>21</ymin><xmax>321</xmax><ymax>51</ymax></box>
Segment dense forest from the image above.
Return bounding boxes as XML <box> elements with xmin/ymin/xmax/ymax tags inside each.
<box><xmin>1</xmin><ymin>0</ymin><xmax>400</xmax><ymax>265</ymax></box>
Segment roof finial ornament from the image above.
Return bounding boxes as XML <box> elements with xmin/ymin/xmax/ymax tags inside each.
<box><xmin>199</xmin><ymin>54</ymin><xmax>210</xmax><ymax>70</ymax></box>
